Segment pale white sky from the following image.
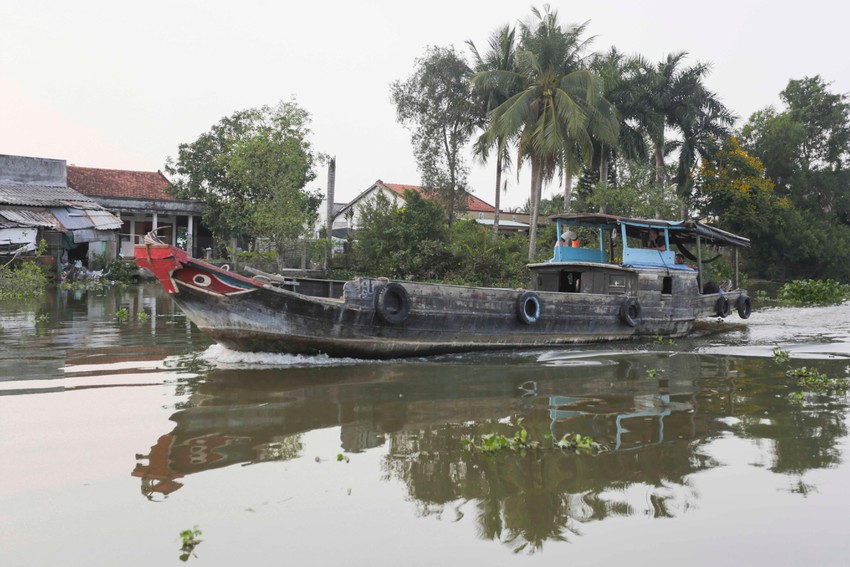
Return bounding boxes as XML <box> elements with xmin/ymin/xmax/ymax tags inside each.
<box><xmin>2</xmin><ymin>0</ymin><xmax>848</xmax><ymax>210</ymax></box>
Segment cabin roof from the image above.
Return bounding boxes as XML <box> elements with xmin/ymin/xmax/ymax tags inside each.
<box><xmin>549</xmin><ymin>213</ymin><xmax>751</xmax><ymax>248</ymax></box>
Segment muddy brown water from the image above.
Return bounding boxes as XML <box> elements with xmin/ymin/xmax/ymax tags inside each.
<box><xmin>2</xmin><ymin>284</ymin><xmax>850</xmax><ymax>565</ymax></box>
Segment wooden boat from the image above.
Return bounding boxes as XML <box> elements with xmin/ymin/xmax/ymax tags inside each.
<box><xmin>135</xmin><ymin>213</ymin><xmax>752</xmax><ymax>359</ymax></box>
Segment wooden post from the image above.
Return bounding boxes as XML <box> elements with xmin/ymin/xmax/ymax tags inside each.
<box><xmin>696</xmin><ymin>236</ymin><xmax>703</xmax><ymax>293</ymax></box>
<box><xmin>734</xmin><ymin>248</ymin><xmax>739</xmax><ymax>289</ymax></box>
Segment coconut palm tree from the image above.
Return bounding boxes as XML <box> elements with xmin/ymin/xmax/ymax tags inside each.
<box><xmin>645</xmin><ymin>52</ymin><xmax>735</xmax><ymax>217</ymax></box>
<box><xmin>473</xmin><ymin>6</ymin><xmax>618</xmax><ymax>260</ymax></box>
<box><xmin>468</xmin><ymin>24</ymin><xmax>519</xmax><ymax>237</ymax></box>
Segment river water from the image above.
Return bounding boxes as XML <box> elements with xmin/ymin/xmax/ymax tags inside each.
<box><xmin>2</xmin><ymin>284</ymin><xmax>850</xmax><ymax>566</ymax></box>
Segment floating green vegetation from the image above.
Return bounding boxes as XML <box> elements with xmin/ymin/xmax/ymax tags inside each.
<box><xmin>466</xmin><ymin>419</ymin><xmax>608</xmax><ymax>457</ymax></box>
<box><xmin>787</xmin><ymin>367</ymin><xmax>850</xmax><ymax>393</ymax></box>
<box><xmin>35</xmin><ymin>313</ymin><xmax>50</xmax><ymax>326</ymax></box>
<box><xmin>555</xmin><ymin>433</ymin><xmax>608</xmax><ymax>454</ymax></box>
<box><xmin>178</xmin><ymin>526</ymin><xmax>202</xmax><ymax>562</ymax></box>
<box><xmin>772</xmin><ymin>345</ymin><xmax>790</xmax><ymax>363</ymax></box>
<box><xmin>788</xmin><ymin>391</ymin><xmax>806</xmax><ymax>404</ymax></box>
<box><xmin>465</xmin><ymin>419</ymin><xmax>540</xmax><ymax>454</ymax></box>
<box><xmin>115</xmin><ymin>307</ymin><xmax>130</xmax><ymax>322</ymax></box>
<box><xmin>336</xmin><ymin>453</ymin><xmax>350</xmax><ymax>463</ymax></box>
<box><xmin>137</xmin><ymin>310</ymin><xmax>149</xmax><ymax>323</ymax></box>
<box><xmin>778</xmin><ymin>279</ymin><xmax>850</xmax><ymax>305</ymax></box>
<box><xmin>646</xmin><ymin>368</ymin><xmax>659</xmax><ymax>379</ymax></box>
<box><xmin>656</xmin><ymin>335</ymin><xmax>673</xmax><ymax>345</ymax></box>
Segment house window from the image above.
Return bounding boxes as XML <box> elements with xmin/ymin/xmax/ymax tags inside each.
<box><xmin>478</xmin><ymin>212</ymin><xmax>484</xmax><ymax>219</ymax></box>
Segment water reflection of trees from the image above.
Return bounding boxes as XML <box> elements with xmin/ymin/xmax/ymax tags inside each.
<box><xmin>131</xmin><ymin>351</ymin><xmax>850</xmax><ymax>546</ymax></box>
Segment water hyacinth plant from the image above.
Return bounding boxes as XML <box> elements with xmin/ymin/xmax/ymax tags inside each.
<box><xmin>778</xmin><ymin>279</ymin><xmax>850</xmax><ymax>305</ymax></box>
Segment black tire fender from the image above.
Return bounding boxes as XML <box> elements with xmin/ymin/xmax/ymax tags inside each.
<box><xmin>736</xmin><ymin>294</ymin><xmax>752</xmax><ymax>319</ymax></box>
<box><xmin>516</xmin><ymin>291</ymin><xmax>541</xmax><ymax>325</ymax></box>
<box><xmin>715</xmin><ymin>295</ymin><xmax>731</xmax><ymax>318</ymax></box>
<box><xmin>375</xmin><ymin>282</ymin><xmax>411</xmax><ymax>325</ymax></box>
<box><xmin>619</xmin><ymin>297</ymin><xmax>642</xmax><ymax>327</ymax></box>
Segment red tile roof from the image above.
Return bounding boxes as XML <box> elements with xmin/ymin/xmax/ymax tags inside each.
<box><xmin>67</xmin><ymin>165</ymin><xmax>174</xmax><ymax>201</ymax></box>
<box><xmin>383</xmin><ymin>182</ymin><xmax>496</xmax><ymax>213</ymax></box>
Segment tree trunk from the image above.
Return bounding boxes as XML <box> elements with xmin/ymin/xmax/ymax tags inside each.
<box><xmin>492</xmin><ymin>150</ymin><xmax>503</xmax><ymax>238</ymax></box>
<box><xmin>528</xmin><ymin>162</ymin><xmax>542</xmax><ymax>262</ymax></box>
<box><xmin>654</xmin><ymin>142</ymin><xmax>666</xmax><ymax>219</ymax></box>
<box><xmin>598</xmin><ymin>150</ymin><xmax>609</xmax><ymax>214</ymax></box>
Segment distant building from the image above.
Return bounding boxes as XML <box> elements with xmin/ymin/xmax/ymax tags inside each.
<box><xmin>331</xmin><ymin>180</ymin><xmax>530</xmax><ymax>236</ymax></box>
<box><xmin>0</xmin><ymin>154</ymin><xmax>122</xmax><ymax>264</ymax></box>
<box><xmin>67</xmin><ymin>166</ymin><xmax>208</xmax><ymax>258</ymax></box>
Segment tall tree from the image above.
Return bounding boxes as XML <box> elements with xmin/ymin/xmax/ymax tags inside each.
<box><xmin>644</xmin><ymin>52</ymin><xmax>734</xmax><ymax>217</ymax></box>
<box><xmin>166</xmin><ymin>100</ymin><xmax>322</xmax><ymax>255</ymax></box>
<box><xmin>391</xmin><ymin>46</ymin><xmax>479</xmax><ymax>232</ymax></box>
<box><xmin>468</xmin><ymin>24</ymin><xmax>519</xmax><ymax>236</ymax></box>
<box><xmin>474</xmin><ymin>6</ymin><xmax>617</xmax><ymax>260</ymax></box>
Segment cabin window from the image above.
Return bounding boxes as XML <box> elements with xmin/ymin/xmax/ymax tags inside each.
<box><xmin>662</xmin><ymin>276</ymin><xmax>673</xmax><ymax>295</ymax></box>
<box><xmin>478</xmin><ymin>212</ymin><xmax>484</xmax><ymax>219</ymax></box>
<box><xmin>559</xmin><ymin>271</ymin><xmax>582</xmax><ymax>293</ymax></box>
<box><xmin>607</xmin><ymin>274</ymin><xmax>626</xmax><ymax>294</ymax></box>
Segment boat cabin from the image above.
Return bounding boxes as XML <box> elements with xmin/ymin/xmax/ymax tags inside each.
<box><xmin>529</xmin><ymin>213</ymin><xmax>750</xmax><ymax>296</ymax></box>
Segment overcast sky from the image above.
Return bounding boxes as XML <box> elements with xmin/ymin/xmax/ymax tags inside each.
<box><xmin>2</xmin><ymin>0</ymin><xmax>848</xmax><ymax>210</ymax></box>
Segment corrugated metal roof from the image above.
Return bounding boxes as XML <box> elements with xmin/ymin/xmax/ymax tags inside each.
<box><xmin>81</xmin><ymin>208</ymin><xmax>123</xmax><ymax>230</ymax></box>
<box><xmin>0</xmin><ymin>206</ymin><xmax>121</xmax><ymax>233</ymax></box>
<box><xmin>0</xmin><ymin>183</ymin><xmax>99</xmax><ymax>208</ymax></box>
<box><xmin>0</xmin><ymin>209</ymin><xmax>57</xmax><ymax>228</ymax></box>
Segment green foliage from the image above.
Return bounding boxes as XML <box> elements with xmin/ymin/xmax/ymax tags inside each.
<box><xmin>166</xmin><ymin>99</ymin><xmax>322</xmax><ymax>249</ymax></box>
<box><xmin>787</xmin><ymin>367</ymin><xmax>849</xmax><ymax>394</ymax></box>
<box><xmin>235</xmin><ymin>250</ymin><xmax>279</xmax><ymax>273</ymax></box>
<box><xmin>0</xmin><ymin>260</ymin><xmax>49</xmax><ymax>299</ymax></box>
<box><xmin>772</xmin><ymin>346</ymin><xmax>790</xmax><ymax>363</ymax></box>
<box><xmin>179</xmin><ymin>526</ymin><xmax>202</xmax><ymax>562</ymax></box>
<box><xmin>353</xmin><ymin>191</ymin><xmax>531</xmax><ymax>287</ymax></box>
<box><xmin>465</xmin><ymin>419</ymin><xmax>540</xmax><ymax>454</ymax></box>
<box><xmin>137</xmin><ymin>310</ymin><xmax>149</xmax><ymax>323</ymax></box>
<box><xmin>738</xmin><ymin>77</ymin><xmax>850</xmax><ymax>281</ymax></box>
<box><xmin>645</xmin><ymin>368</ymin><xmax>658</xmax><ymax>379</ymax></box>
<box><xmin>115</xmin><ymin>307</ymin><xmax>129</xmax><ymax>323</ymax></box>
<box><xmin>104</xmin><ymin>260</ymin><xmax>138</xmax><ymax>283</ymax></box>
<box><xmin>778</xmin><ymin>279</ymin><xmax>850</xmax><ymax>305</ymax></box>
<box><xmin>555</xmin><ymin>433</ymin><xmax>608</xmax><ymax>454</ymax></box>
<box><xmin>444</xmin><ymin>221</ymin><xmax>529</xmax><ymax>287</ymax></box>
<box><xmin>355</xmin><ymin>190</ymin><xmax>451</xmax><ymax>279</ymax></box>
<box><xmin>656</xmin><ymin>336</ymin><xmax>673</xmax><ymax>345</ymax></box>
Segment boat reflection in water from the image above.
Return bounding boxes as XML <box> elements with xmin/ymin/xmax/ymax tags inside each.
<box><xmin>133</xmin><ymin>349</ymin><xmax>847</xmax><ymax>550</ymax></box>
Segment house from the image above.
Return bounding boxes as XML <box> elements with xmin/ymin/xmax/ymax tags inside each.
<box><xmin>67</xmin><ymin>166</ymin><xmax>208</xmax><ymax>258</ymax></box>
<box><xmin>0</xmin><ymin>154</ymin><xmax>122</xmax><ymax>265</ymax></box>
<box><xmin>331</xmin><ymin>180</ymin><xmax>530</xmax><ymax>236</ymax></box>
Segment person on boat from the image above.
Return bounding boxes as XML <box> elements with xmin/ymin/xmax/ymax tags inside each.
<box><xmin>646</xmin><ymin>228</ymin><xmax>666</xmax><ymax>251</ymax></box>
<box><xmin>675</xmin><ymin>253</ymin><xmax>685</xmax><ymax>264</ymax></box>
<box><xmin>569</xmin><ymin>232</ymin><xmax>580</xmax><ymax>247</ymax></box>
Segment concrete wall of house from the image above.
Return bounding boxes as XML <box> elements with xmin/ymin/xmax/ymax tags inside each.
<box><xmin>0</xmin><ymin>155</ymin><xmax>66</xmax><ymax>185</ymax></box>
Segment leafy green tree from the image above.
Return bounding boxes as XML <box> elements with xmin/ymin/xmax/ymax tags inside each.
<box><xmin>781</xmin><ymin>75</ymin><xmax>850</xmax><ymax>169</ymax></box>
<box><xmin>696</xmin><ymin>137</ymin><xmax>850</xmax><ymax>281</ymax></box>
<box><xmin>166</xmin><ymin>100</ymin><xmax>321</xmax><ymax>254</ymax></box>
<box><xmin>354</xmin><ymin>190</ymin><xmax>452</xmax><ymax>279</ymax></box>
<box><xmin>391</xmin><ymin>46</ymin><xmax>480</xmax><ymax>232</ymax></box>
<box><xmin>742</xmin><ymin>77</ymin><xmax>850</xmax><ymax>222</ymax></box>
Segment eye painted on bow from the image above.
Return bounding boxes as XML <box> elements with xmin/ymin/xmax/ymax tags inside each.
<box><xmin>192</xmin><ymin>274</ymin><xmax>212</xmax><ymax>287</ymax></box>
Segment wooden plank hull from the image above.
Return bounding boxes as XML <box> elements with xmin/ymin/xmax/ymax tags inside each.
<box><xmin>136</xmin><ymin>244</ymin><xmax>748</xmax><ymax>359</ymax></box>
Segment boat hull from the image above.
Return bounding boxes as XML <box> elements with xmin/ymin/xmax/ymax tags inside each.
<box><xmin>136</xmin><ymin>244</ymin><xmax>747</xmax><ymax>359</ymax></box>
